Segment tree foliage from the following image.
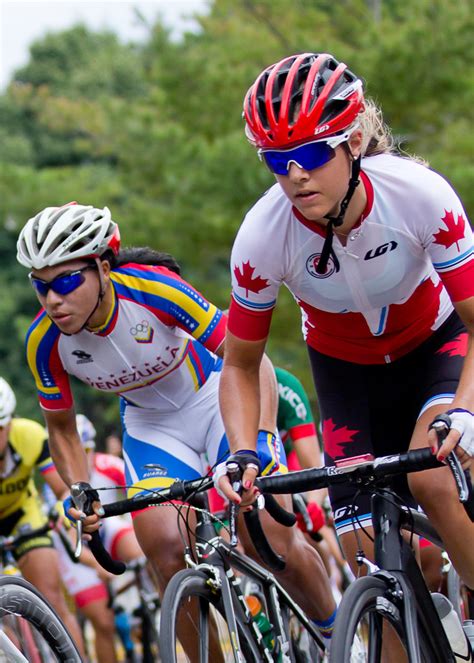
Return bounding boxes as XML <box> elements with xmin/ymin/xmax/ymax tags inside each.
<box><xmin>0</xmin><ymin>0</ymin><xmax>472</xmax><ymax>436</ymax></box>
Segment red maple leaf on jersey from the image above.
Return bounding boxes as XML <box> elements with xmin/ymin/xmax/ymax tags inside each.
<box><xmin>322</xmin><ymin>418</ymin><xmax>360</xmax><ymax>459</ymax></box>
<box><xmin>436</xmin><ymin>333</ymin><xmax>468</xmax><ymax>358</ymax></box>
<box><xmin>433</xmin><ymin>210</ymin><xmax>466</xmax><ymax>251</ymax></box>
<box><xmin>233</xmin><ymin>261</ymin><xmax>270</xmax><ymax>297</ymax></box>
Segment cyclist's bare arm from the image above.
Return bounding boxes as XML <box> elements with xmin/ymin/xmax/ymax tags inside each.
<box><xmin>433</xmin><ymin>296</ymin><xmax>474</xmax><ymax>468</ymax></box>
<box><xmin>219</xmin><ymin>331</ymin><xmax>268</xmax><ymax>502</ymax></box>
<box><xmin>43</xmin><ymin>408</ymin><xmax>89</xmax><ymax>486</ymax></box>
<box><xmin>42</xmin><ymin>408</ymin><xmax>101</xmax><ymax>531</ymax></box>
<box><xmin>42</xmin><ymin>465</ymin><xmax>70</xmax><ymax>501</ymax></box>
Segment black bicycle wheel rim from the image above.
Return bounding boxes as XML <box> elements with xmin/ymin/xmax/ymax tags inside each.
<box><xmin>328</xmin><ymin>575</ymin><xmax>409</xmax><ymax>663</ymax></box>
<box><xmin>0</xmin><ymin>576</ymin><xmax>81</xmax><ymax>662</ymax></box>
<box><xmin>160</xmin><ymin>568</ymin><xmax>260</xmax><ymax>663</ymax></box>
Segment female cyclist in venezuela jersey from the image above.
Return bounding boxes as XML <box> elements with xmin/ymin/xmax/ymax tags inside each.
<box><xmin>217</xmin><ymin>52</ymin><xmax>474</xmax><ymax>595</ymax></box>
<box><xmin>16</xmin><ymin>203</ymin><xmax>336</xmax><ymax>654</ymax></box>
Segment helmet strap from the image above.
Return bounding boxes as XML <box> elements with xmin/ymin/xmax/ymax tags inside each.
<box><xmin>316</xmin><ymin>153</ymin><xmax>361</xmax><ymax>275</ymax></box>
<box><xmin>83</xmin><ymin>258</ymin><xmax>106</xmax><ymax>331</ymax></box>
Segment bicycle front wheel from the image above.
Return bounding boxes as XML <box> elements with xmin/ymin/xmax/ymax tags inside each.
<box><xmin>0</xmin><ymin>576</ymin><xmax>81</xmax><ymax>662</ymax></box>
<box><xmin>328</xmin><ymin>575</ymin><xmax>409</xmax><ymax>663</ymax></box>
<box><xmin>160</xmin><ymin>568</ymin><xmax>260</xmax><ymax>663</ymax></box>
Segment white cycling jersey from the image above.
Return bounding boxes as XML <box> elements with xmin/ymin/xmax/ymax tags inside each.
<box><xmin>229</xmin><ymin>154</ymin><xmax>474</xmax><ymax>363</ymax></box>
<box><xmin>25</xmin><ymin>264</ymin><xmax>225</xmax><ymax>412</ymax></box>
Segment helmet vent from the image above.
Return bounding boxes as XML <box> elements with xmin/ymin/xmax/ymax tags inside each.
<box><xmin>319</xmin><ymin>99</ymin><xmax>349</xmax><ymax>124</ymax></box>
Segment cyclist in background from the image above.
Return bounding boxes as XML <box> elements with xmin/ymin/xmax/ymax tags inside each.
<box><xmin>16</xmin><ymin>204</ymin><xmax>336</xmax><ymax>650</ymax></box>
<box><xmin>104</xmin><ymin>432</ymin><xmax>123</xmax><ymax>458</ymax></box>
<box><xmin>0</xmin><ymin>376</ymin><xmax>84</xmax><ymax>654</ymax></box>
<box><xmin>218</xmin><ymin>52</ymin><xmax>474</xmax><ymax>602</ymax></box>
<box><xmin>49</xmin><ymin>413</ymin><xmax>144</xmax><ymax>663</ymax></box>
<box><xmin>276</xmin><ymin>366</ymin><xmax>353</xmax><ymax>591</ymax></box>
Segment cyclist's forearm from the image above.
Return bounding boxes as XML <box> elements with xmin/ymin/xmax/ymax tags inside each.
<box><xmin>49</xmin><ymin>432</ymin><xmax>89</xmax><ymax>487</ymax></box>
<box><xmin>258</xmin><ymin>353</ymin><xmax>278</xmax><ymax>433</ymax></box>
<box><xmin>220</xmin><ymin>362</ymin><xmax>260</xmax><ymax>452</ymax></box>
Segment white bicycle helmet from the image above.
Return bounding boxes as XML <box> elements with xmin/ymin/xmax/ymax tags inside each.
<box><xmin>76</xmin><ymin>414</ymin><xmax>97</xmax><ymax>450</ymax></box>
<box><xmin>0</xmin><ymin>378</ymin><xmax>16</xmax><ymax>426</ymax></box>
<box><xmin>16</xmin><ymin>203</ymin><xmax>121</xmax><ymax>269</ymax></box>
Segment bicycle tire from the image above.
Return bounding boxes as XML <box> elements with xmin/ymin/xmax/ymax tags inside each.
<box><xmin>160</xmin><ymin>568</ymin><xmax>260</xmax><ymax>663</ymax></box>
<box><xmin>328</xmin><ymin>575</ymin><xmax>411</xmax><ymax>663</ymax></box>
<box><xmin>0</xmin><ymin>576</ymin><xmax>81</xmax><ymax>662</ymax></box>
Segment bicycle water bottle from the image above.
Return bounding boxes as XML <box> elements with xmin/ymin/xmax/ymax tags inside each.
<box><xmin>245</xmin><ymin>595</ymin><xmax>275</xmax><ymax>651</ymax></box>
<box><xmin>432</xmin><ymin>593</ymin><xmax>471</xmax><ymax>661</ymax></box>
<box><xmin>114</xmin><ymin>607</ymin><xmax>135</xmax><ymax>659</ymax></box>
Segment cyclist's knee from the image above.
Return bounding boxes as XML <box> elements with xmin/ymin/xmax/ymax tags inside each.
<box><xmin>274</xmin><ymin>526</ymin><xmax>313</xmax><ymax>570</ymax></box>
<box><xmin>408</xmin><ymin>469</ymin><xmax>456</xmax><ymax>513</ymax></box>
<box><xmin>138</xmin><ymin>535</ymin><xmax>184</xmax><ymax>584</ymax></box>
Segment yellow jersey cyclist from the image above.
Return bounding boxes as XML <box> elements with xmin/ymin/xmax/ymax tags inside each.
<box><xmin>16</xmin><ymin>203</ymin><xmax>337</xmax><ymax>650</ymax></box>
<box><xmin>0</xmin><ymin>376</ymin><xmax>85</xmax><ymax>655</ymax></box>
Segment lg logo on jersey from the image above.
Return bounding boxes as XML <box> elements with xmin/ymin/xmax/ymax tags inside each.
<box><xmin>364</xmin><ymin>240</ymin><xmax>398</xmax><ymax>261</ymax></box>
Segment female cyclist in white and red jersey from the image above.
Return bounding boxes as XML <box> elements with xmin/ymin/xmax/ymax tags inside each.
<box><xmin>218</xmin><ymin>53</ymin><xmax>474</xmax><ymax>594</ymax></box>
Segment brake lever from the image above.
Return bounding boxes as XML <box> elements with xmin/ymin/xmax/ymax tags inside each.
<box><xmin>70</xmin><ymin>482</ymin><xmax>92</xmax><ymax>559</ymax></box>
<box><xmin>432</xmin><ymin>418</ymin><xmax>470</xmax><ymax>503</ymax></box>
<box><xmin>226</xmin><ymin>462</ymin><xmax>242</xmax><ymax>547</ymax></box>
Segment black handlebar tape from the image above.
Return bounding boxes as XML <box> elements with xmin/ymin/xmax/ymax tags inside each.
<box><xmin>263</xmin><ymin>493</ymin><xmax>296</xmax><ymax>527</ymax></box>
<box><xmin>392</xmin><ymin>448</ymin><xmax>441</xmax><ymax>472</ymax></box>
<box><xmin>102</xmin><ymin>497</ymin><xmax>147</xmax><ymax>517</ymax></box>
<box><xmin>89</xmin><ymin>531</ymin><xmax>126</xmax><ymax>575</ymax></box>
<box><xmin>243</xmin><ymin>509</ymin><xmax>286</xmax><ymax>572</ymax></box>
<box><xmin>257</xmin><ymin>467</ymin><xmax>329</xmax><ymax>495</ymax></box>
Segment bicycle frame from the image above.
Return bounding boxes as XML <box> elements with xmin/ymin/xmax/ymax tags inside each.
<box><xmin>370</xmin><ymin>492</ymin><xmax>455</xmax><ymax>663</ymax></box>
<box><xmin>187</xmin><ymin>498</ymin><xmax>324</xmax><ymax>662</ymax></box>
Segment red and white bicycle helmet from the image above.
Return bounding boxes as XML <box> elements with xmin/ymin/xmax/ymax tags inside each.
<box><xmin>243</xmin><ymin>52</ymin><xmax>364</xmax><ymax>149</ymax></box>
<box><xmin>17</xmin><ymin>203</ymin><xmax>121</xmax><ymax>270</ymax></box>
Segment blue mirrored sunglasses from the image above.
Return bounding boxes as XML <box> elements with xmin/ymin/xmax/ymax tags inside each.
<box><xmin>29</xmin><ymin>265</ymin><xmax>96</xmax><ymax>297</ymax></box>
<box><xmin>258</xmin><ymin>131</ymin><xmax>353</xmax><ymax>176</ymax></box>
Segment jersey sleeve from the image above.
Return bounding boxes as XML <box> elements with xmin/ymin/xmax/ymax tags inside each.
<box><xmin>228</xmin><ymin>211</ymin><xmax>283</xmax><ymax>341</ymax></box>
<box><xmin>25</xmin><ymin>311</ymin><xmax>74</xmax><ymax>411</ymax></box>
<box><xmin>36</xmin><ymin>438</ymin><xmax>55</xmax><ymax>475</ymax></box>
<box><xmin>12</xmin><ymin>418</ymin><xmax>54</xmax><ymax>475</ymax></box>
<box><xmin>419</xmin><ymin>173</ymin><xmax>474</xmax><ymax>302</ymax></box>
<box><xmin>276</xmin><ymin>368</ymin><xmax>317</xmax><ymax>445</ymax></box>
<box><xmin>111</xmin><ymin>264</ymin><xmax>226</xmax><ymax>353</ymax></box>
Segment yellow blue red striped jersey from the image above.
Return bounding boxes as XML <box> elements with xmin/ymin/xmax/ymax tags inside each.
<box><xmin>25</xmin><ymin>264</ymin><xmax>226</xmax><ymax>412</ymax></box>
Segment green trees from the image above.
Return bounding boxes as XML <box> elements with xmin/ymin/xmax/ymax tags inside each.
<box><xmin>0</xmin><ymin>0</ymin><xmax>472</xmax><ymax>431</ymax></box>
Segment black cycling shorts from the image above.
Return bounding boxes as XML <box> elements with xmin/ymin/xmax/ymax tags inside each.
<box><xmin>308</xmin><ymin>312</ymin><xmax>467</xmax><ymax>534</ymax></box>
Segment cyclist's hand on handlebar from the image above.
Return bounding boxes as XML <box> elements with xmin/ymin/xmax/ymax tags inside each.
<box><xmin>214</xmin><ymin>450</ymin><xmax>261</xmax><ymax>507</ymax></box>
<box><xmin>64</xmin><ymin>483</ymin><xmax>104</xmax><ymax>537</ymax></box>
<box><xmin>429</xmin><ymin>409</ymin><xmax>474</xmax><ymax>469</ymax></box>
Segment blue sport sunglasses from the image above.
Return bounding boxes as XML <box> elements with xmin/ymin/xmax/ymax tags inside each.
<box><xmin>258</xmin><ymin>129</ymin><xmax>354</xmax><ymax>176</ymax></box>
<box><xmin>29</xmin><ymin>265</ymin><xmax>96</xmax><ymax>297</ymax></box>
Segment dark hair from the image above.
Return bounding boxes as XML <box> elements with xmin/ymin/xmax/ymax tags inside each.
<box><xmin>102</xmin><ymin>247</ymin><xmax>181</xmax><ymax>274</ymax></box>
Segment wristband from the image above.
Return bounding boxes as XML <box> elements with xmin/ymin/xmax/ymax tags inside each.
<box><xmin>446</xmin><ymin>408</ymin><xmax>474</xmax><ymax>456</ymax></box>
<box><xmin>234</xmin><ymin>449</ymin><xmax>259</xmax><ymax>458</ymax></box>
<box><xmin>62</xmin><ymin>495</ymin><xmax>77</xmax><ymax>527</ymax></box>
